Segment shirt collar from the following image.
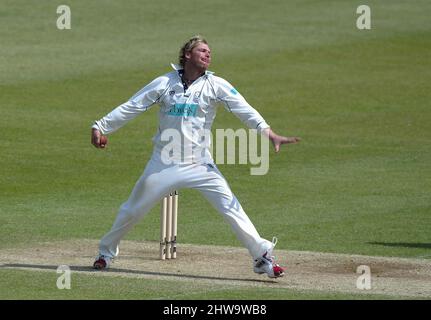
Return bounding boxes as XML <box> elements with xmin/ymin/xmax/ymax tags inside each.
<box><xmin>170</xmin><ymin>63</ymin><xmax>214</xmax><ymax>75</ymax></box>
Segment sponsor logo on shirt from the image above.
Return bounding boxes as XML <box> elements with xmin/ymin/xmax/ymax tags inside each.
<box><xmin>168</xmin><ymin>103</ymin><xmax>198</xmax><ymax>117</ymax></box>
<box><xmin>230</xmin><ymin>88</ymin><xmax>238</xmax><ymax>95</ymax></box>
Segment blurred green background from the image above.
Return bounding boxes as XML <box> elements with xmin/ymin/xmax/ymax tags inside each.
<box><xmin>1</xmin><ymin>0</ymin><xmax>430</xmax><ymax>299</ymax></box>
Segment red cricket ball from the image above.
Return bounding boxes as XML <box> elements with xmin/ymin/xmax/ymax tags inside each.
<box><xmin>100</xmin><ymin>135</ymin><xmax>108</xmax><ymax>147</ymax></box>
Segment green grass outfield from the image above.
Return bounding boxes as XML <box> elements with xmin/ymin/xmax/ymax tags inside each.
<box><xmin>1</xmin><ymin>0</ymin><xmax>430</xmax><ymax>300</ymax></box>
<box><xmin>0</xmin><ymin>269</ymin><xmax>400</xmax><ymax>300</ymax></box>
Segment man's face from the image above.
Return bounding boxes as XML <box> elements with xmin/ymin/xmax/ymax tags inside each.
<box><xmin>185</xmin><ymin>43</ymin><xmax>211</xmax><ymax>70</ymax></box>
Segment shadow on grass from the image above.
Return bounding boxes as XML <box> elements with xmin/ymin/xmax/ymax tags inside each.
<box><xmin>0</xmin><ymin>263</ymin><xmax>277</xmax><ymax>284</ymax></box>
<box><xmin>368</xmin><ymin>242</ymin><xmax>431</xmax><ymax>249</ymax></box>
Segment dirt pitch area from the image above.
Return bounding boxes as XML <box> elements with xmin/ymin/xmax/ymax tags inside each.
<box><xmin>1</xmin><ymin>239</ymin><xmax>430</xmax><ymax>298</ymax></box>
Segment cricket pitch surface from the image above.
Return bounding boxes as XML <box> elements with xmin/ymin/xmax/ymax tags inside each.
<box><xmin>1</xmin><ymin>239</ymin><xmax>430</xmax><ymax>298</ymax></box>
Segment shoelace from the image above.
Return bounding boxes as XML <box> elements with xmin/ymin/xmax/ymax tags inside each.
<box><xmin>267</xmin><ymin>237</ymin><xmax>278</xmax><ymax>262</ymax></box>
<box><xmin>272</xmin><ymin>237</ymin><xmax>278</xmax><ymax>248</ymax></box>
<box><xmin>255</xmin><ymin>237</ymin><xmax>279</xmax><ymax>265</ymax></box>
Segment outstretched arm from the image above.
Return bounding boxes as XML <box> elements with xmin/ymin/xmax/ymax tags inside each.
<box><xmin>90</xmin><ymin>75</ymin><xmax>168</xmax><ymax>149</ymax></box>
<box><xmin>213</xmin><ymin>77</ymin><xmax>301</xmax><ymax>151</ymax></box>
<box><xmin>262</xmin><ymin>128</ymin><xmax>301</xmax><ymax>153</ymax></box>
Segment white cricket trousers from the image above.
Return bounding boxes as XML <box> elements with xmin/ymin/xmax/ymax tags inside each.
<box><xmin>98</xmin><ymin>157</ymin><xmax>272</xmax><ymax>260</ymax></box>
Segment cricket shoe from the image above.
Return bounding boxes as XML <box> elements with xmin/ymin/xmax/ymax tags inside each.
<box><xmin>93</xmin><ymin>255</ymin><xmax>112</xmax><ymax>270</ymax></box>
<box><xmin>253</xmin><ymin>237</ymin><xmax>285</xmax><ymax>278</ymax></box>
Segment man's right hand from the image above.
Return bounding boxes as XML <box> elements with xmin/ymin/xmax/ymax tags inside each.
<box><xmin>91</xmin><ymin>128</ymin><xmax>105</xmax><ymax>148</ymax></box>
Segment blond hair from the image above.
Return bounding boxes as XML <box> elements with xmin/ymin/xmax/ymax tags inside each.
<box><xmin>179</xmin><ymin>35</ymin><xmax>208</xmax><ymax>67</ymax></box>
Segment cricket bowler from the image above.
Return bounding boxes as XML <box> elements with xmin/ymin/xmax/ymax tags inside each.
<box><xmin>91</xmin><ymin>35</ymin><xmax>300</xmax><ymax>278</ymax></box>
